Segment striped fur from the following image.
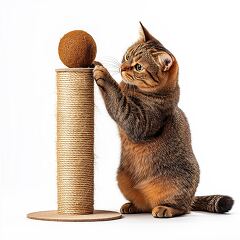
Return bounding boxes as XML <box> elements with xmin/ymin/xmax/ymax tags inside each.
<box><xmin>191</xmin><ymin>195</ymin><xmax>234</xmax><ymax>213</ymax></box>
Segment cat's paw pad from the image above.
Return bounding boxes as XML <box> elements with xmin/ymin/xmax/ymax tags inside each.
<box><xmin>93</xmin><ymin>65</ymin><xmax>109</xmax><ymax>87</ymax></box>
<box><xmin>152</xmin><ymin>206</ymin><xmax>174</xmax><ymax>218</ymax></box>
<box><xmin>120</xmin><ymin>203</ymin><xmax>138</xmax><ymax>214</ymax></box>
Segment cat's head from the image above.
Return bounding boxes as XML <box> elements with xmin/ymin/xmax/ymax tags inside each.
<box><xmin>120</xmin><ymin>23</ymin><xmax>179</xmax><ymax>93</ymax></box>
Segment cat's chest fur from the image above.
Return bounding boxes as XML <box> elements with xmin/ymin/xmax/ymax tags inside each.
<box><xmin>117</xmin><ymin>128</ymin><xmax>155</xmax><ymax>210</ymax></box>
<box><xmin>118</xmin><ymin>83</ymin><xmax>154</xmax><ymax>178</ymax></box>
<box><xmin>117</xmin><ymin>128</ymin><xmax>176</xmax><ymax>211</ymax></box>
<box><xmin>118</xmin><ymin>128</ymin><xmax>157</xmax><ymax>180</ymax></box>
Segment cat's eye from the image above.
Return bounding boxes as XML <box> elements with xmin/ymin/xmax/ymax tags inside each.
<box><xmin>135</xmin><ymin>63</ymin><xmax>143</xmax><ymax>71</ymax></box>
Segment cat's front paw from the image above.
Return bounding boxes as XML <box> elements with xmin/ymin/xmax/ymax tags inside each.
<box><xmin>93</xmin><ymin>65</ymin><xmax>111</xmax><ymax>88</ymax></box>
<box><xmin>92</xmin><ymin>61</ymin><xmax>103</xmax><ymax>67</ymax></box>
<box><xmin>120</xmin><ymin>202</ymin><xmax>140</xmax><ymax>214</ymax></box>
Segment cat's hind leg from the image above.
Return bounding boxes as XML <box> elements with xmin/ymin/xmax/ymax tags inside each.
<box><xmin>152</xmin><ymin>205</ymin><xmax>186</xmax><ymax>218</ymax></box>
<box><xmin>137</xmin><ymin>178</ymin><xmax>191</xmax><ymax>218</ymax></box>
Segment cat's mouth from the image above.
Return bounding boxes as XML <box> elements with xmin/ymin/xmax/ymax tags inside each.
<box><xmin>121</xmin><ymin>71</ymin><xmax>135</xmax><ymax>85</ymax></box>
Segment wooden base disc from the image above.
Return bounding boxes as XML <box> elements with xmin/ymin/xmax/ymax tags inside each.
<box><xmin>27</xmin><ymin>210</ymin><xmax>122</xmax><ymax>222</ymax></box>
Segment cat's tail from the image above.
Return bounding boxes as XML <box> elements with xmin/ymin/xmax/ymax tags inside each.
<box><xmin>191</xmin><ymin>195</ymin><xmax>234</xmax><ymax>213</ymax></box>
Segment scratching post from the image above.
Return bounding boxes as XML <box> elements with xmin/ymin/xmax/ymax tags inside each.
<box><xmin>57</xmin><ymin>68</ymin><xmax>94</xmax><ymax>215</ymax></box>
<box><xmin>27</xmin><ymin>68</ymin><xmax>121</xmax><ymax>221</ymax></box>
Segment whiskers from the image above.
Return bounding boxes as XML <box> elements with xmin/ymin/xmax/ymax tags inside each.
<box><xmin>100</xmin><ymin>56</ymin><xmax>137</xmax><ymax>97</ymax></box>
<box><xmin>101</xmin><ymin>56</ymin><xmax>121</xmax><ymax>76</ymax></box>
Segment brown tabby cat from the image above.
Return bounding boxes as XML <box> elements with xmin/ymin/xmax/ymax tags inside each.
<box><xmin>93</xmin><ymin>23</ymin><xmax>234</xmax><ymax>218</ymax></box>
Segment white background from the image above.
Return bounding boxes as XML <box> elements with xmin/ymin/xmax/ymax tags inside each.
<box><xmin>0</xmin><ymin>0</ymin><xmax>240</xmax><ymax>239</ymax></box>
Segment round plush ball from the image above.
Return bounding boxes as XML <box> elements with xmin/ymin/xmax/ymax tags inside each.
<box><xmin>58</xmin><ymin>30</ymin><xmax>97</xmax><ymax>68</ymax></box>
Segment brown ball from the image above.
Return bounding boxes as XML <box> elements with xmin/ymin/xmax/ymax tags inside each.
<box><xmin>58</xmin><ymin>30</ymin><xmax>97</xmax><ymax>68</ymax></box>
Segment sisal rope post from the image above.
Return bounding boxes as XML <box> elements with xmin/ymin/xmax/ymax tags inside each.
<box><xmin>27</xmin><ymin>68</ymin><xmax>121</xmax><ymax>221</ymax></box>
<box><xmin>57</xmin><ymin>68</ymin><xmax>94</xmax><ymax>215</ymax></box>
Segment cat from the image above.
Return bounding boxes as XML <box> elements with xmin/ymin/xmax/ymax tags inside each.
<box><xmin>93</xmin><ymin>22</ymin><xmax>234</xmax><ymax>218</ymax></box>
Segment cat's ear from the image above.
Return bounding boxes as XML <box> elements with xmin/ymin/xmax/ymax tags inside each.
<box><xmin>139</xmin><ymin>22</ymin><xmax>158</xmax><ymax>42</ymax></box>
<box><xmin>155</xmin><ymin>52</ymin><xmax>173</xmax><ymax>71</ymax></box>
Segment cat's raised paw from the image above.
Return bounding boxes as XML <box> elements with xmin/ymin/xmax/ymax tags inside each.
<box><xmin>93</xmin><ymin>65</ymin><xmax>109</xmax><ymax>88</ymax></box>
<box><xmin>120</xmin><ymin>202</ymin><xmax>140</xmax><ymax>214</ymax></box>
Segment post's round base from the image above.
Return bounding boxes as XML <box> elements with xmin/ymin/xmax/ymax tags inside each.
<box><xmin>27</xmin><ymin>210</ymin><xmax>122</xmax><ymax>222</ymax></box>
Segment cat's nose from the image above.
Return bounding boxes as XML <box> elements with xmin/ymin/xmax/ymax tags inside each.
<box><xmin>120</xmin><ymin>63</ymin><xmax>130</xmax><ymax>72</ymax></box>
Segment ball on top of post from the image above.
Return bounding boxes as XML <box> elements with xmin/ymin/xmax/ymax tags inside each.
<box><xmin>58</xmin><ymin>30</ymin><xmax>97</xmax><ymax>68</ymax></box>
